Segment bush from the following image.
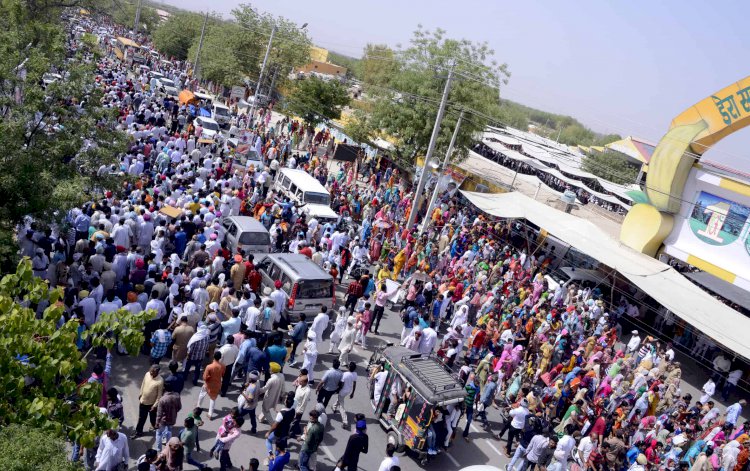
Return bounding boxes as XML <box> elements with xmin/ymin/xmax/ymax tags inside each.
<box><xmin>0</xmin><ymin>424</ymin><xmax>79</xmax><ymax>471</ymax></box>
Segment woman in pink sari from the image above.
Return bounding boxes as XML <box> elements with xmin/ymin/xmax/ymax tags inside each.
<box><xmin>586</xmin><ymin>350</ymin><xmax>604</xmax><ymax>369</ymax></box>
<box><xmin>510</xmin><ymin>345</ymin><xmax>525</xmax><ymax>370</ymax></box>
<box><xmin>596</xmin><ymin>375</ymin><xmax>613</xmax><ymax>398</ymax></box>
<box><xmin>495</xmin><ymin>343</ymin><xmax>514</xmax><ymax>378</ymax></box>
<box><xmin>530</xmin><ymin>273</ymin><xmax>545</xmax><ymax>304</ymax></box>
<box><xmin>369</xmin><ymin>236</ymin><xmax>383</xmax><ymax>262</ymax></box>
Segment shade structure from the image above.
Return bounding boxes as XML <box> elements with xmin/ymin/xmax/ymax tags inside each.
<box><xmin>461</xmin><ymin>190</ymin><xmax>750</xmax><ymax>360</ymax></box>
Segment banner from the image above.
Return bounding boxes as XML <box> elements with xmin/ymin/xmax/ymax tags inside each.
<box><xmin>663</xmin><ymin>168</ymin><xmax>750</xmax><ymax>288</ymax></box>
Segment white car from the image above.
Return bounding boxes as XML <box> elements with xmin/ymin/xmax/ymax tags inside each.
<box><xmin>156</xmin><ymin>77</ymin><xmax>175</xmax><ymax>89</ymax></box>
<box><xmin>161</xmin><ymin>85</ymin><xmax>179</xmax><ymax>100</ymax></box>
<box><xmin>195</xmin><ymin>117</ymin><xmax>221</xmax><ymax>140</ymax></box>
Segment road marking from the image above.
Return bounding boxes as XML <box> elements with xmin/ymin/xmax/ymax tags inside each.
<box><xmin>485</xmin><ymin>440</ymin><xmax>505</xmax><ymax>458</ymax></box>
<box><xmin>321</xmin><ymin>445</ymin><xmax>336</xmax><ymax>462</ymax></box>
<box><xmin>471</xmin><ymin>423</ymin><xmax>504</xmax><ymax>457</ymax></box>
<box><xmin>444</xmin><ymin>451</ymin><xmax>461</xmax><ymax>466</ymax></box>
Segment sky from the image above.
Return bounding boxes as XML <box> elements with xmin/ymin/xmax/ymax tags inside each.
<box><xmin>155</xmin><ymin>0</ymin><xmax>750</xmax><ymax>171</ymax></box>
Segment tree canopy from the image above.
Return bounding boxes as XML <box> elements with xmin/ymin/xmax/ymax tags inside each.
<box><xmin>582</xmin><ymin>149</ymin><xmax>640</xmax><ymax>185</ymax></box>
<box><xmin>0</xmin><ymin>0</ymin><xmax>127</xmax><ymax>266</ymax></box>
<box><xmin>326</xmin><ymin>51</ymin><xmax>362</xmax><ymax>80</ymax></box>
<box><xmin>185</xmin><ymin>4</ymin><xmax>311</xmax><ymax>89</ymax></box>
<box><xmin>0</xmin><ymin>424</ymin><xmax>78</xmax><ymax>471</ymax></box>
<box><xmin>109</xmin><ymin>1</ymin><xmax>161</xmax><ymax>33</ymax></box>
<box><xmin>0</xmin><ymin>259</ymin><xmax>153</xmax><ymax>447</ymax></box>
<box><xmin>362</xmin><ymin>27</ymin><xmax>509</xmax><ymax>165</ymax></box>
<box><xmin>152</xmin><ymin>11</ymin><xmax>207</xmax><ymax>61</ymax></box>
<box><xmin>284</xmin><ymin>76</ymin><xmax>351</xmax><ymax>125</ymax></box>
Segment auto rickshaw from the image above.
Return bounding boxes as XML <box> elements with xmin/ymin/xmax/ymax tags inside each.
<box><xmin>368</xmin><ymin>345</ymin><xmax>466</xmax><ymax>465</ymax></box>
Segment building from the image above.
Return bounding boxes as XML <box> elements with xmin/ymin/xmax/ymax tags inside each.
<box><xmin>296</xmin><ymin>47</ymin><xmax>347</xmax><ymax>80</ymax></box>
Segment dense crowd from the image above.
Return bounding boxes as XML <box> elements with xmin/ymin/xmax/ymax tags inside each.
<box><xmin>17</xmin><ymin>15</ymin><xmax>750</xmax><ymax>471</ymax></box>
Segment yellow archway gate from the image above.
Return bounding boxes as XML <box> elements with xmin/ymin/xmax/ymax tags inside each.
<box><xmin>620</xmin><ymin>75</ymin><xmax>750</xmax><ymax>255</ymax></box>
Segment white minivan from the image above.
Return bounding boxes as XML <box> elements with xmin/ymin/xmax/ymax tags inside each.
<box><xmin>222</xmin><ymin>216</ymin><xmax>271</xmax><ymax>254</ymax></box>
<box><xmin>212</xmin><ymin>103</ymin><xmax>231</xmax><ymax>129</ymax></box>
<box><xmin>273</xmin><ymin>168</ymin><xmax>338</xmax><ymax>223</ymax></box>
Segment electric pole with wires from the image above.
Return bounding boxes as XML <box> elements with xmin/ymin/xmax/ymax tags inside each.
<box><xmin>406</xmin><ymin>62</ymin><xmax>455</xmax><ymax>229</ymax></box>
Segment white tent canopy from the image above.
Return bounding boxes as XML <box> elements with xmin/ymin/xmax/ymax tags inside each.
<box><xmin>461</xmin><ymin>190</ymin><xmax>750</xmax><ymax>360</ymax></box>
<box><xmin>484</xmin><ymin>128</ymin><xmax>636</xmax><ymax>204</ymax></box>
<box><xmin>477</xmin><ymin>144</ymin><xmax>631</xmax><ymax>210</ymax></box>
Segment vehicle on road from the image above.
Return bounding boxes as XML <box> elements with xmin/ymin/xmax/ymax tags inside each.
<box><xmin>255</xmin><ymin>253</ymin><xmax>334</xmax><ymax>324</ymax></box>
<box><xmin>161</xmin><ymin>85</ymin><xmax>179</xmax><ymax>101</ymax></box>
<box><xmin>226</xmin><ymin>138</ymin><xmax>264</xmax><ymax>175</ymax></box>
<box><xmin>274</xmin><ymin>168</ymin><xmax>339</xmax><ymax>225</ymax></box>
<box><xmin>222</xmin><ymin>216</ymin><xmax>271</xmax><ymax>254</ymax></box>
<box><xmin>155</xmin><ymin>77</ymin><xmax>175</xmax><ymax>89</ymax></box>
<box><xmin>194</xmin><ymin>117</ymin><xmax>221</xmax><ymax>141</ymax></box>
<box><xmin>368</xmin><ymin>345</ymin><xmax>466</xmax><ymax>466</ymax></box>
<box><xmin>212</xmin><ymin>102</ymin><xmax>231</xmax><ymax>129</ymax></box>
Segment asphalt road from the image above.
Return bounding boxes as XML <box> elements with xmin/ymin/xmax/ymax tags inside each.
<box><xmin>111</xmin><ymin>273</ymin><xmax>734</xmax><ymax>471</ymax></box>
<box><xmin>111</xmin><ymin>273</ymin><xmax>523</xmax><ymax>471</ymax></box>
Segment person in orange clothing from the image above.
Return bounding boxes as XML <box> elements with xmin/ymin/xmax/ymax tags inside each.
<box><xmin>198</xmin><ymin>351</ymin><xmax>225</xmax><ymax>419</ymax></box>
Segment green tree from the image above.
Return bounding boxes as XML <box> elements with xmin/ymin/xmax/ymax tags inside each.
<box><xmin>593</xmin><ymin>133</ymin><xmax>623</xmax><ymax>146</ymax></box>
<box><xmin>187</xmin><ymin>22</ymin><xmax>246</xmax><ymax>86</ymax></box>
<box><xmin>110</xmin><ymin>2</ymin><xmax>160</xmax><ymax>33</ymax></box>
<box><xmin>556</xmin><ymin>123</ymin><xmax>596</xmax><ymax>146</ymax></box>
<box><xmin>0</xmin><ymin>259</ymin><xmax>153</xmax><ymax>447</ymax></box>
<box><xmin>232</xmin><ymin>4</ymin><xmax>311</xmax><ymax>91</ymax></box>
<box><xmin>152</xmin><ymin>12</ymin><xmax>205</xmax><ymax>61</ymax></box>
<box><xmin>187</xmin><ymin>4</ymin><xmax>311</xmax><ymax>89</ymax></box>
<box><xmin>497</xmin><ymin>101</ymin><xmax>529</xmax><ymax>130</ymax></box>
<box><xmin>327</xmin><ymin>51</ymin><xmax>362</xmax><ymax>80</ymax></box>
<box><xmin>284</xmin><ymin>76</ymin><xmax>351</xmax><ymax>125</ymax></box>
<box><xmin>0</xmin><ymin>424</ymin><xmax>78</xmax><ymax>471</ymax></box>
<box><xmin>366</xmin><ymin>27</ymin><xmax>509</xmax><ymax>163</ymax></box>
<box><xmin>0</xmin><ymin>0</ymin><xmax>127</xmax><ymax>267</ymax></box>
<box><xmin>582</xmin><ymin>149</ymin><xmax>640</xmax><ymax>185</ymax></box>
<box><xmin>361</xmin><ymin>44</ymin><xmax>399</xmax><ymax>87</ymax></box>
<box><xmin>343</xmin><ymin>109</ymin><xmax>376</xmax><ymax>145</ymax></box>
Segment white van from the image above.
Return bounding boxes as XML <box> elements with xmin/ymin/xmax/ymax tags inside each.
<box><xmin>212</xmin><ymin>103</ymin><xmax>231</xmax><ymax>129</ymax></box>
<box><xmin>255</xmin><ymin>253</ymin><xmax>334</xmax><ymax>322</ymax></box>
<box><xmin>273</xmin><ymin>169</ymin><xmax>338</xmax><ymax>224</ymax></box>
<box><xmin>222</xmin><ymin>216</ymin><xmax>271</xmax><ymax>254</ymax></box>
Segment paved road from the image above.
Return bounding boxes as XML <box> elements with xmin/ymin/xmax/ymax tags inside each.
<box><xmin>110</xmin><ymin>275</ymin><xmax>738</xmax><ymax>471</ymax></box>
<box><xmin>112</xmin><ymin>275</ymin><xmax>517</xmax><ymax>471</ymax></box>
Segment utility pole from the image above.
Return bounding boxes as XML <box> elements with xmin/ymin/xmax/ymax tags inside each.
<box><xmin>268</xmin><ymin>65</ymin><xmax>279</xmax><ymax>99</ymax></box>
<box><xmin>420</xmin><ymin>110</ymin><xmax>463</xmax><ymax>235</ymax></box>
<box><xmin>193</xmin><ymin>12</ymin><xmax>209</xmax><ymax>82</ymax></box>
<box><xmin>510</xmin><ymin>162</ymin><xmax>520</xmax><ymax>189</ymax></box>
<box><xmin>406</xmin><ymin>63</ymin><xmax>455</xmax><ymax>229</ymax></box>
<box><xmin>249</xmin><ymin>24</ymin><xmax>276</xmax><ymax>125</ymax></box>
<box><xmin>133</xmin><ymin>0</ymin><xmax>143</xmax><ymax>34</ymax></box>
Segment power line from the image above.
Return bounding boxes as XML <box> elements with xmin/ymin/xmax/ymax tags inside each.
<box><xmin>453</xmin><ymin>70</ymin><xmax>750</xmax><ymax>163</ymax></box>
<box><xmin>186</xmin><ymin>11</ymin><xmax>748</xmax><ymax>165</ymax></box>
<box><xmin>256</xmin><ymin>59</ymin><xmax>742</xmax><ymax>219</ymax></box>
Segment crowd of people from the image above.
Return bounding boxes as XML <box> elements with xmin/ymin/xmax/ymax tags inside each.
<box><xmin>17</xmin><ymin>14</ymin><xmax>750</xmax><ymax>471</ymax></box>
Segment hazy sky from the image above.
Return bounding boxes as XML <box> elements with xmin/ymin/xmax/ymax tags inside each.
<box><xmin>156</xmin><ymin>0</ymin><xmax>750</xmax><ymax>170</ymax></box>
